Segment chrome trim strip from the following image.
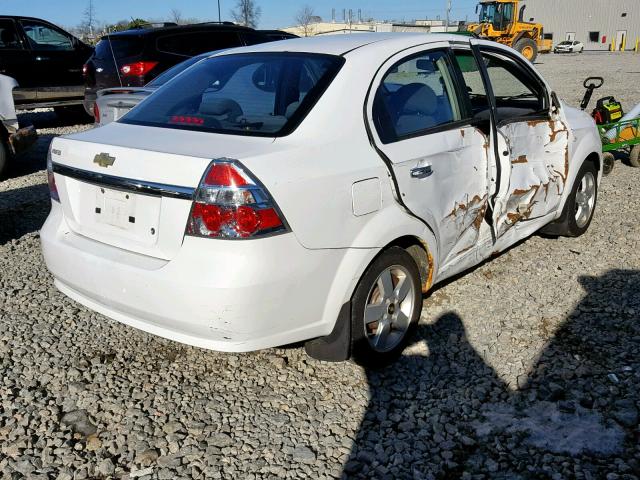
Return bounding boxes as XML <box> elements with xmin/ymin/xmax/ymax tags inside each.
<box><xmin>52</xmin><ymin>163</ymin><xmax>195</xmax><ymax>200</ymax></box>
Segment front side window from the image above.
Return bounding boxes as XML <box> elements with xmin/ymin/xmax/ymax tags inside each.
<box><xmin>121</xmin><ymin>53</ymin><xmax>344</xmax><ymax>136</ymax></box>
<box><xmin>20</xmin><ymin>20</ymin><xmax>73</xmax><ymax>51</ymax></box>
<box><xmin>0</xmin><ymin>20</ymin><xmax>23</xmax><ymax>50</ymax></box>
<box><xmin>481</xmin><ymin>51</ymin><xmax>547</xmax><ymax>121</ymax></box>
<box><xmin>373</xmin><ymin>50</ymin><xmax>462</xmax><ymax>143</ymax></box>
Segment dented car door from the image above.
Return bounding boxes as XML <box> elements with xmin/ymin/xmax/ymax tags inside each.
<box><xmin>367</xmin><ymin>45</ymin><xmax>491</xmax><ymax>269</ymax></box>
<box><xmin>479</xmin><ymin>47</ymin><xmax>570</xmax><ymax>237</ymax></box>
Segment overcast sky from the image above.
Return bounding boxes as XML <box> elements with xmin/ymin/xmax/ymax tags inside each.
<box><xmin>3</xmin><ymin>0</ymin><xmax>480</xmax><ymax>30</ymax></box>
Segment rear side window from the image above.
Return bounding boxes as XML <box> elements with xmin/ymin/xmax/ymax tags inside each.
<box><xmin>121</xmin><ymin>53</ymin><xmax>344</xmax><ymax>137</ymax></box>
<box><xmin>373</xmin><ymin>50</ymin><xmax>462</xmax><ymax>144</ymax></box>
<box><xmin>156</xmin><ymin>31</ymin><xmax>242</xmax><ymax>57</ymax></box>
<box><xmin>95</xmin><ymin>37</ymin><xmax>144</xmax><ymax>59</ymax></box>
<box><xmin>0</xmin><ymin>20</ymin><xmax>22</xmax><ymax>50</ymax></box>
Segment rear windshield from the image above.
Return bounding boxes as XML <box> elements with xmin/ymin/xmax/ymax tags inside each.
<box><xmin>120</xmin><ymin>53</ymin><xmax>344</xmax><ymax>137</ymax></box>
<box><xmin>146</xmin><ymin>54</ymin><xmax>206</xmax><ymax>87</ymax></box>
<box><xmin>95</xmin><ymin>36</ymin><xmax>144</xmax><ymax>59</ymax></box>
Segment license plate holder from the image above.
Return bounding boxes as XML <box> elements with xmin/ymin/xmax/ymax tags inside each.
<box><xmin>95</xmin><ymin>187</ymin><xmax>135</xmax><ymax>230</ymax></box>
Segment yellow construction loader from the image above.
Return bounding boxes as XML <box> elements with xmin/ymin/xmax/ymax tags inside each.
<box><xmin>468</xmin><ymin>0</ymin><xmax>552</xmax><ymax>62</ymax></box>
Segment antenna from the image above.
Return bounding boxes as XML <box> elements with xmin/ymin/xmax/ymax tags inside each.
<box><xmin>445</xmin><ymin>0</ymin><xmax>452</xmax><ymax>32</ymax></box>
<box><xmin>106</xmin><ymin>28</ymin><xmax>123</xmax><ymax>87</ymax></box>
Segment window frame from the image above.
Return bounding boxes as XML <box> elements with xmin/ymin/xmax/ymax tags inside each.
<box><xmin>371</xmin><ymin>47</ymin><xmax>474</xmax><ymax>145</ymax></box>
<box><xmin>119</xmin><ymin>51</ymin><xmax>346</xmax><ymax>138</ymax></box>
<box><xmin>476</xmin><ymin>45</ymin><xmax>551</xmax><ymax>127</ymax></box>
<box><xmin>18</xmin><ymin>18</ymin><xmax>74</xmax><ymax>52</ymax></box>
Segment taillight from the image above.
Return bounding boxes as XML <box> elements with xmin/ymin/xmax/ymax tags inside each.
<box><xmin>82</xmin><ymin>63</ymin><xmax>88</xmax><ymax>77</ymax></box>
<box><xmin>93</xmin><ymin>101</ymin><xmax>100</xmax><ymax>124</ymax></box>
<box><xmin>186</xmin><ymin>161</ymin><xmax>287</xmax><ymax>239</ymax></box>
<box><xmin>120</xmin><ymin>61</ymin><xmax>158</xmax><ymax>77</ymax></box>
<box><xmin>46</xmin><ymin>149</ymin><xmax>59</xmax><ymax>203</ymax></box>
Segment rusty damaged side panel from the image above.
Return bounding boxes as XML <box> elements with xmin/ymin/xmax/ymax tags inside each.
<box><xmin>495</xmin><ymin>118</ymin><xmax>569</xmax><ymax>237</ymax></box>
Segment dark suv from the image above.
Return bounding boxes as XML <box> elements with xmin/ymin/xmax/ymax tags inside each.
<box><xmin>83</xmin><ymin>23</ymin><xmax>278</xmax><ymax>115</ymax></box>
<box><xmin>0</xmin><ymin>16</ymin><xmax>93</xmax><ymax>116</ymax></box>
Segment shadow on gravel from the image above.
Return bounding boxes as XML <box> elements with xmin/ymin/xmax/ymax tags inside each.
<box><xmin>4</xmin><ymin>134</ymin><xmax>56</xmax><ymax>180</ymax></box>
<box><xmin>345</xmin><ymin>270</ymin><xmax>640</xmax><ymax>479</ymax></box>
<box><xmin>0</xmin><ymin>183</ymin><xmax>50</xmax><ymax>244</ymax></box>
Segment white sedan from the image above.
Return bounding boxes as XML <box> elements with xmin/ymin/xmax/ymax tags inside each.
<box><xmin>41</xmin><ymin>34</ymin><xmax>602</xmax><ymax>365</ymax></box>
<box><xmin>554</xmin><ymin>40</ymin><xmax>585</xmax><ymax>53</ymax></box>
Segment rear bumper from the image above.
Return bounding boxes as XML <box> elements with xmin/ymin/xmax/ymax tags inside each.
<box><xmin>41</xmin><ymin>203</ymin><xmax>364</xmax><ymax>352</ymax></box>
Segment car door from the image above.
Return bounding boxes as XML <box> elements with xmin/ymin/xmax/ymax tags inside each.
<box><xmin>0</xmin><ymin>18</ymin><xmax>36</xmax><ymax>103</ymax></box>
<box><xmin>18</xmin><ymin>18</ymin><xmax>85</xmax><ymax>97</ymax></box>
<box><xmin>472</xmin><ymin>44</ymin><xmax>569</xmax><ymax>238</ymax></box>
<box><xmin>366</xmin><ymin>44</ymin><xmax>492</xmax><ymax>269</ymax></box>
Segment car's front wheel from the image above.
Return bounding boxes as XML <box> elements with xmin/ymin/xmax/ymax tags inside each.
<box><xmin>350</xmin><ymin>247</ymin><xmax>422</xmax><ymax>367</ymax></box>
<box><xmin>541</xmin><ymin>160</ymin><xmax>598</xmax><ymax>237</ymax></box>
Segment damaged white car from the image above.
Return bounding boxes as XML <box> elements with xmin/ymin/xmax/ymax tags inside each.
<box><xmin>0</xmin><ymin>75</ymin><xmax>37</xmax><ymax>177</ymax></box>
<box><xmin>41</xmin><ymin>34</ymin><xmax>602</xmax><ymax>365</ymax></box>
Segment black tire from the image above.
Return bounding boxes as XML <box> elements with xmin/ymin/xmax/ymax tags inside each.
<box><xmin>54</xmin><ymin>105</ymin><xmax>93</xmax><ymax>124</ymax></box>
<box><xmin>540</xmin><ymin>160</ymin><xmax>598</xmax><ymax>237</ymax></box>
<box><xmin>513</xmin><ymin>38</ymin><xmax>538</xmax><ymax>62</ymax></box>
<box><xmin>0</xmin><ymin>140</ymin><xmax>7</xmax><ymax>179</ymax></box>
<box><xmin>350</xmin><ymin>247</ymin><xmax>422</xmax><ymax>368</ymax></box>
<box><xmin>602</xmin><ymin>152</ymin><xmax>615</xmax><ymax>175</ymax></box>
<box><xmin>629</xmin><ymin>145</ymin><xmax>640</xmax><ymax>168</ymax></box>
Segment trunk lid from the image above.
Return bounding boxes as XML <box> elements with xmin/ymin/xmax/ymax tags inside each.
<box><xmin>51</xmin><ymin>123</ymin><xmax>279</xmax><ymax>260</ymax></box>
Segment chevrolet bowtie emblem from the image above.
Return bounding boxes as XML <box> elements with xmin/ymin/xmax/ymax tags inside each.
<box><xmin>93</xmin><ymin>152</ymin><xmax>115</xmax><ymax>168</ymax></box>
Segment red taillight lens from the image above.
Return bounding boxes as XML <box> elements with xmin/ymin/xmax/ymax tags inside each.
<box><xmin>47</xmin><ymin>150</ymin><xmax>59</xmax><ymax>202</ymax></box>
<box><xmin>186</xmin><ymin>161</ymin><xmax>287</xmax><ymax>239</ymax></box>
<box><xmin>93</xmin><ymin>101</ymin><xmax>100</xmax><ymax>124</ymax></box>
<box><xmin>120</xmin><ymin>61</ymin><xmax>158</xmax><ymax>77</ymax></box>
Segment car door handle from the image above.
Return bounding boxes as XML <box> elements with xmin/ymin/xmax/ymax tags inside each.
<box><xmin>35</xmin><ymin>56</ymin><xmax>50</xmax><ymax>61</ymax></box>
<box><xmin>410</xmin><ymin>165</ymin><xmax>433</xmax><ymax>179</ymax></box>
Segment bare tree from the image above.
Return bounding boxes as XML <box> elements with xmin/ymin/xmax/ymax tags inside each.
<box><xmin>169</xmin><ymin>8</ymin><xmax>183</xmax><ymax>24</ymax></box>
<box><xmin>230</xmin><ymin>0</ymin><xmax>261</xmax><ymax>28</ymax></box>
<box><xmin>295</xmin><ymin>5</ymin><xmax>316</xmax><ymax>37</ymax></box>
<box><xmin>78</xmin><ymin>0</ymin><xmax>97</xmax><ymax>39</ymax></box>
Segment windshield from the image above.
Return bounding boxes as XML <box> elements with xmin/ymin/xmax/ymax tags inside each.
<box><xmin>121</xmin><ymin>53</ymin><xmax>344</xmax><ymax>137</ymax></box>
<box><xmin>479</xmin><ymin>2</ymin><xmax>513</xmax><ymax>29</ymax></box>
<box><xmin>558</xmin><ymin>41</ymin><xmax>572</xmax><ymax>45</ymax></box>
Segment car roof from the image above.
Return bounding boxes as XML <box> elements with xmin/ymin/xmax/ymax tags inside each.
<box><xmin>211</xmin><ymin>32</ymin><xmax>474</xmax><ymax>57</ymax></box>
<box><xmin>106</xmin><ymin>22</ymin><xmax>256</xmax><ymax>39</ymax></box>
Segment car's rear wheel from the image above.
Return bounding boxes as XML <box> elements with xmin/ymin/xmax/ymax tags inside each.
<box><xmin>351</xmin><ymin>247</ymin><xmax>422</xmax><ymax>367</ymax></box>
<box><xmin>541</xmin><ymin>160</ymin><xmax>598</xmax><ymax>237</ymax></box>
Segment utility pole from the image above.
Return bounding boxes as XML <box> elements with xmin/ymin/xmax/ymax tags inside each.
<box><xmin>218</xmin><ymin>0</ymin><xmax>221</xmax><ymax>22</ymax></box>
<box><xmin>445</xmin><ymin>0</ymin><xmax>452</xmax><ymax>32</ymax></box>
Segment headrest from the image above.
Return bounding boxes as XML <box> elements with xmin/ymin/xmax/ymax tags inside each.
<box><xmin>199</xmin><ymin>98</ymin><xmax>242</xmax><ymax>119</ymax></box>
<box><xmin>399</xmin><ymin>84</ymin><xmax>438</xmax><ymax>116</ymax></box>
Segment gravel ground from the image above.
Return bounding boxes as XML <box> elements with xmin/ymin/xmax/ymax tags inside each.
<box><xmin>1</xmin><ymin>53</ymin><xmax>640</xmax><ymax>479</ymax></box>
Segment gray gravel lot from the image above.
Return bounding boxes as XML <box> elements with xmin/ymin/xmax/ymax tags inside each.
<box><xmin>1</xmin><ymin>53</ymin><xmax>640</xmax><ymax>479</ymax></box>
